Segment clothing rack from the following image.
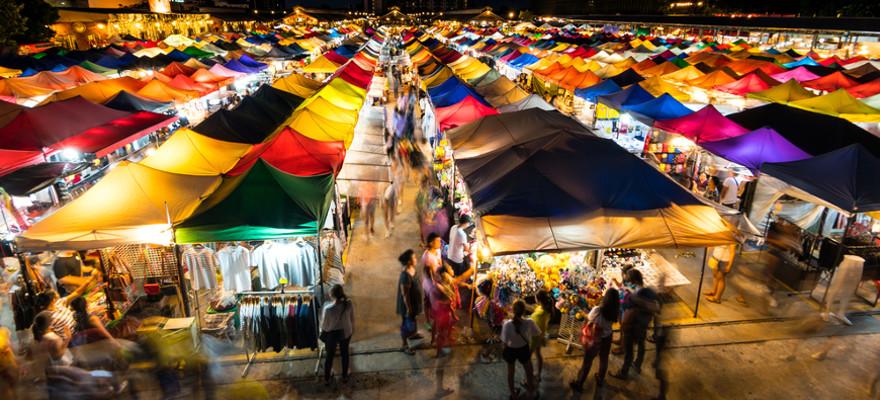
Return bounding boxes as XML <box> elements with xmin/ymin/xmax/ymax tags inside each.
<box><xmin>236</xmin><ymin>288</ymin><xmax>322</xmax><ymax>377</ymax></box>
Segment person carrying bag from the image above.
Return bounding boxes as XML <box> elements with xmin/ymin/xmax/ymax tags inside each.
<box><xmin>320</xmin><ymin>285</ymin><xmax>354</xmax><ymax>385</ymax></box>
<box><xmin>570</xmin><ymin>288</ymin><xmax>620</xmax><ymax>393</ymax></box>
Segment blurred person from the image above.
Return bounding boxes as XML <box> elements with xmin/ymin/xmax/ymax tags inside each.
<box><xmin>692</xmin><ymin>172</ymin><xmax>710</xmax><ymax>195</ymax></box>
<box><xmin>501</xmin><ymin>300</ymin><xmax>539</xmax><ymax>400</ymax></box>
<box><xmin>705</xmin><ymin>243</ymin><xmax>737</xmax><ymax>304</ymax></box>
<box><xmin>653</xmin><ymin>324</ymin><xmax>672</xmax><ymax>400</ymax></box>
<box><xmin>719</xmin><ymin>170</ymin><xmax>739</xmax><ymax>209</ymax></box>
<box><xmin>397</xmin><ymin>249</ymin><xmax>423</xmax><ymax>354</ymax></box>
<box><xmin>358</xmin><ymin>182</ymin><xmax>379</xmax><ymax>239</ymax></box>
<box><xmin>431</xmin><ymin>272</ymin><xmax>458</xmax><ymax>358</ymax></box>
<box><xmin>36</xmin><ymin>273</ymin><xmax>99</xmax><ymax>343</ymax></box>
<box><xmin>0</xmin><ymin>327</ymin><xmax>18</xmax><ymax>399</ymax></box>
<box><xmin>570</xmin><ymin>288</ymin><xmax>619</xmax><ymax>393</ymax></box>
<box><xmin>612</xmin><ymin>269</ymin><xmax>659</xmax><ymax>380</ymax></box>
<box><xmin>321</xmin><ymin>284</ymin><xmax>354</xmax><ymax>385</ymax></box>
<box><xmin>383</xmin><ymin>181</ymin><xmax>398</xmax><ymax>238</ymax></box>
<box><xmin>530</xmin><ymin>290</ymin><xmax>553</xmax><ymax>382</ymax></box>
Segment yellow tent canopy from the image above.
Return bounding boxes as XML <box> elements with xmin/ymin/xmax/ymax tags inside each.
<box><xmin>639</xmin><ymin>76</ymin><xmax>691</xmax><ymax>102</ymax></box>
<box><xmin>481</xmin><ymin>204</ymin><xmax>736</xmax><ymax>255</ymax></box>
<box><xmin>272</xmin><ymin>73</ymin><xmax>322</xmax><ymax>98</ymax></box>
<box><xmin>17</xmin><ymin>162</ymin><xmax>222</xmax><ymax>250</ymax></box>
<box><xmin>298</xmin><ymin>96</ymin><xmax>359</xmax><ymax>125</ymax></box>
<box><xmin>39</xmin><ymin>76</ymin><xmax>144</xmax><ymax>104</ymax></box>
<box><xmin>789</xmin><ymin>89</ymin><xmax>880</xmax><ymax>122</ymax></box>
<box><xmin>423</xmin><ymin>67</ymin><xmax>454</xmax><ymax>88</ymax></box>
<box><xmin>0</xmin><ymin>66</ymin><xmax>21</xmax><ymax>78</ymax></box>
<box><xmin>747</xmin><ymin>79</ymin><xmax>816</xmax><ymax>104</ymax></box>
<box><xmin>302</xmin><ymin>55</ymin><xmax>342</xmax><ymax>73</ymax></box>
<box><xmin>288</xmin><ymin>107</ymin><xmax>356</xmax><ymax>147</ymax></box>
<box><xmin>475</xmin><ymin>75</ymin><xmax>519</xmax><ymax>98</ymax></box>
<box><xmin>137</xmin><ymin>79</ymin><xmax>199</xmax><ymax>103</ymax></box>
<box><xmin>140</xmin><ymin>128</ymin><xmax>252</xmax><ymax>175</ymax></box>
<box><xmin>662</xmin><ymin>65</ymin><xmax>705</xmax><ymax>82</ymax></box>
<box><xmin>639</xmin><ymin>62</ymin><xmax>681</xmax><ymax>77</ymax></box>
<box><xmin>486</xmin><ymin>86</ymin><xmax>531</xmax><ymax>107</ymax></box>
<box><xmin>298</xmin><ymin>78</ymin><xmax>365</xmax><ymax>111</ymax></box>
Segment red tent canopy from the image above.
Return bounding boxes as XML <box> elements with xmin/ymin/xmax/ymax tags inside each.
<box><xmin>803</xmin><ymin>71</ymin><xmax>861</xmax><ymax>92</ymax></box>
<box><xmin>847</xmin><ymin>79</ymin><xmax>880</xmax><ymax>99</ymax></box>
<box><xmin>435</xmin><ymin>95</ymin><xmax>498</xmax><ymax>131</ymax></box>
<box><xmin>335</xmin><ymin>63</ymin><xmax>373</xmax><ymax>89</ymax></box>
<box><xmin>654</xmin><ymin>105</ymin><xmax>749</xmax><ymax>143</ymax></box>
<box><xmin>0</xmin><ymin>96</ymin><xmax>175</xmax><ymax>156</ymax></box>
<box><xmin>160</xmin><ymin>62</ymin><xmax>196</xmax><ymax>77</ymax></box>
<box><xmin>324</xmin><ymin>50</ymin><xmax>351</xmax><ymax>65</ymax></box>
<box><xmin>228</xmin><ymin>127</ymin><xmax>346</xmax><ymax>177</ymax></box>
<box><xmin>715</xmin><ymin>70</ymin><xmax>780</xmax><ymax>96</ymax></box>
<box><xmin>168</xmin><ymin>74</ymin><xmax>216</xmax><ymax>94</ymax></box>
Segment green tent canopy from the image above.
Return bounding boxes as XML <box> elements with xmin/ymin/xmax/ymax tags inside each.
<box><xmin>79</xmin><ymin>60</ymin><xmax>118</xmax><ymax>76</ymax></box>
<box><xmin>174</xmin><ymin>160</ymin><xmax>334</xmax><ymax>243</ymax></box>
<box><xmin>183</xmin><ymin>46</ymin><xmax>215</xmax><ymax>58</ymax></box>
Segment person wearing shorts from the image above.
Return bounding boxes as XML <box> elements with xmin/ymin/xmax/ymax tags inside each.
<box><xmin>501</xmin><ymin>300</ymin><xmax>539</xmax><ymax>399</ymax></box>
<box><xmin>705</xmin><ymin>244</ymin><xmax>737</xmax><ymax>304</ymax></box>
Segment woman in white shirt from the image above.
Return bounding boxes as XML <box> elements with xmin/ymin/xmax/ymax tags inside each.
<box><xmin>500</xmin><ymin>300</ymin><xmax>539</xmax><ymax>400</ymax></box>
<box><xmin>320</xmin><ymin>284</ymin><xmax>354</xmax><ymax>385</ymax></box>
<box><xmin>705</xmin><ymin>244</ymin><xmax>737</xmax><ymax>304</ymax></box>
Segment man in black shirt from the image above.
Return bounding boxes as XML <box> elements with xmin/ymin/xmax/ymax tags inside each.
<box><xmin>612</xmin><ymin>269</ymin><xmax>659</xmax><ymax>380</ymax></box>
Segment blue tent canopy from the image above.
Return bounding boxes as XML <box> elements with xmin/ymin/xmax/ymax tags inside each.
<box><xmin>783</xmin><ymin>57</ymin><xmax>820</xmax><ymax>69</ymax></box>
<box><xmin>458</xmin><ymin>131</ymin><xmax>703</xmax><ymax>218</ymax></box>
<box><xmin>427</xmin><ymin>77</ymin><xmax>489</xmax><ymax>108</ymax></box>
<box><xmin>509</xmin><ymin>54</ymin><xmax>539</xmax><ymax>68</ymax></box>
<box><xmin>597</xmin><ymin>85</ymin><xmax>655</xmax><ymax>110</ymax></box>
<box><xmin>622</xmin><ymin>93</ymin><xmax>693</xmax><ymax>125</ymax></box>
<box><xmin>762</xmin><ymin>144</ymin><xmax>880</xmax><ymax>213</ymax></box>
<box><xmin>574</xmin><ymin>79</ymin><xmax>621</xmax><ymax>102</ymax></box>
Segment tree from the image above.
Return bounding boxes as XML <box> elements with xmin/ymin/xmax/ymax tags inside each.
<box><xmin>15</xmin><ymin>0</ymin><xmax>59</xmax><ymax>44</ymax></box>
<box><xmin>0</xmin><ymin>0</ymin><xmax>27</xmax><ymax>47</ymax></box>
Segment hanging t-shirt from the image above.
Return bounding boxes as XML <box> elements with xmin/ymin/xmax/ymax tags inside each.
<box><xmin>252</xmin><ymin>243</ymin><xmax>284</xmax><ymax>289</ymax></box>
<box><xmin>216</xmin><ymin>245</ymin><xmax>252</xmax><ymax>292</ymax></box>
<box><xmin>182</xmin><ymin>246</ymin><xmax>218</xmax><ymax>290</ymax></box>
<box><xmin>447</xmin><ymin>226</ymin><xmax>467</xmax><ymax>264</ymax></box>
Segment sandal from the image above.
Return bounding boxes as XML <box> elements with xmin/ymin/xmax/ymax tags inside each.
<box><xmin>705</xmin><ymin>297</ymin><xmax>722</xmax><ymax>304</ymax></box>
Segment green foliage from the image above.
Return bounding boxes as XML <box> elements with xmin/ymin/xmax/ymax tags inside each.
<box><xmin>15</xmin><ymin>0</ymin><xmax>59</xmax><ymax>44</ymax></box>
<box><xmin>0</xmin><ymin>0</ymin><xmax>27</xmax><ymax>46</ymax></box>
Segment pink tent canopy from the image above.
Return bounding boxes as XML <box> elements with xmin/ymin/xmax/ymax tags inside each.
<box><xmin>714</xmin><ymin>70</ymin><xmax>780</xmax><ymax>96</ymax></box>
<box><xmin>770</xmin><ymin>66</ymin><xmax>821</xmax><ymax>83</ymax></box>
<box><xmin>654</xmin><ymin>105</ymin><xmax>749</xmax><ymax>143</ymax></box>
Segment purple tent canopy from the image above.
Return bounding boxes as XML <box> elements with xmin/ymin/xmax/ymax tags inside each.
<box><xmin>224</xmin><ymin>59</ymin><xmax>263</xmax><ymax>73</ymax></box>
<box><xmin>700</xmin><ymin>127</ymin><xmax>812</xmax><ymax>173</ymax></box>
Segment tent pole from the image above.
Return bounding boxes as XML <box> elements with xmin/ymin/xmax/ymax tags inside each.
<box><xmin>317</xmin><ymin>223</ymin><xmax>325</xmax><ymax>302</ymax></box>
<box><xmin>693</xmin><ymin>248</ymin><xmax>709</xmax><ymax>318</ymax></box>
<box><xmin>95</xmin><ymin>250</ymin><xmax>117</xmax><ymax>320</ymax></box>
<box><xmin>173</xmin><ymin>244</ymin><xmax>192</xmax><ymax>318</ymax></box>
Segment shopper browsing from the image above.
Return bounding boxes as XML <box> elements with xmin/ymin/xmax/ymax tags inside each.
<box><xmin>320</xmin><ymin>285</ymin><xmax>355</xmax><ymax>385</ymax></box>
<box><xmin>612</xmin><ymin>269</ymin><xmax>659</xmax><ymax>380</ymax></box>
<box><xmin>705</xmin><ymin>243</ymin><xmax>738</xmax><ymax>304</ymax></box>
<box><xmin>396</xmin><ymin>249</ymin><xmax>423</xmax><ymax>355</ymax></box>
<box><xmin>501</xmin><ymin>300</ymin><xmax>539</xmax><ymax>400</ymax></box>
<box><xmin>570</xmin><ymin>288</ymin><xmax>620</xmax><ymax>393</ymax></box>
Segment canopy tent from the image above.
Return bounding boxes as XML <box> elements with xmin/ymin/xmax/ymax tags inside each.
<box><xmin>174</xmin><ymin>160</ymin><xmax>334</xmax><ymax>243</ymax></box>
<box><xmin>17</xmin><ymin>162</ymin><xmax>222</xmax><ymax>250</ymax></box>
<box><xmin>231</xmin><ymin>127</ymin><xmax>346</xmax><ymax>177</ymax></box>
<box><xmin>428</xmin><ymin>77</ymin><xmax>489</xmax><ymax>108</ymax></box>
<box><xmin>0</xmin><ymin>162</ymin><xmax>86</xmax><ymax>196</ymax></box>
<box><xmin>287</xmin><ymin>106</ymin><xmax>357</xmax><ymax>147</ymax></box>
<box><xmin>0</xmin><ymin>100</ymin><xmax>23</xmax><ymax>127</ymax></box>
<box><xmin>136</xmin><ymin>79</ymin><xmax>199</xmax><ymax>103</ymax></box>
<box><xmin>574</xmin><ymin>79</ymin><xmax>622</xmax><ymax>102</ymax></box>
<box><xmin>455</xmin><ymin>130</ymin><xmax>735</xmax><ymax>254</ymax></box>
<box><xmin>621</xmin><ymin>93</ymin><xmax>693</xmax><ymax>126</ymax></box>
<box><xmin>728</xmin><ymin>103</ymin><xmax>880</xmax><ymax>157</ymax></box>
<box><xmin>762</xmin><ymin>144</ymin><xmax>880</xmax><ymax>214</ymax></box>
<box><xmin>714</xmin><ymin>70</ymin><xmax>779</xmax><ymax>96</ymax></box>
<box><xmin>700</xmin><ymin>127</ymin><xmax>811</xmax><ymax>173</ymax></box>
<box><xmin>607</xmin><ymin>68</ymin><xmax>646</xmax><ymax>87</ymax></box>
<box><xmin>435</xmin><ymin>96</ymin><xmax>498</xmax><ymax>131</ymax></box>
<box><xmin>847</xmin><ymin>79</ymin><xmax>880</xmax><ymax>99</ymax></box>
<box><xmin>788</xmin><ymin>89</ymin><xmax>880</xmax><ymax>122</ymax></box>
<box><xmin>39</xmin><ymin>76</ymin><xmax>145</xmax><ymax>104</ymax></box>
<box><xmin>139</xmin><ymin>128</ymin><xmax>252</xmax><ymax>176</ymax></box>
<box><xmin>597</xmin><ymin>85</ymin><xmax>655</xmax><ymax>110</ymax></box>
<box><xmin>770</xmin><ymin>66</ymin><xmax>821</xmax><ymax>83</ymax></box>
<box><xmin>802</xmin><ymin>71</ymin><xmax>860</xmax><ymax>92</ymax></box>
<box><xmin>655</xmin><ymin>105</ymin><xmax>749</xmax><ymax>143</ymax></box>
<box><xmin>103</xmin><ymin>90</ymin><xmax>172</xmax><ymax>112</ymax></box>
<box><xmin>298</xmin><ymin>78</ymin><xmax>365</xmax><ymax>111</ymax></box>
<box><xmin>746</xmin><ymin>79</ymin><xmax>816</xmax><ymax>104</ymax></box>
<box><xmin>687</xmin><ymin>68</ymin><xmax>738</xmax><ymax>89</ymax></box>
<box><xmin>637</xmin><ymin>76</ymin><xmax>691</xmax><ymax>101</ymax></box>
<box><xmin>0</xmin><ymin>96</ymin><xmax>175</xmax><ymax>157</ymax></box>
<box><xmin>302</xmin><ymin>54</ymin><xmax>343</xmax><ymax>73</ymax></box>
<box><xmin>193</xmin><ymin>85</ymin><xmax>305</xmax><ymax>144</ymax></box>
<box><xmin>497</xmin><ymin>94</ymin><xmax>555</xmax><ymax>113</ymax></box>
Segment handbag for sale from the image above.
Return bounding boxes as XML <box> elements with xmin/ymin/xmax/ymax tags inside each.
<box><xmin>580</xmin><ymin>320</ymin><xmax>596</xmax><ymax>349</ymax></box>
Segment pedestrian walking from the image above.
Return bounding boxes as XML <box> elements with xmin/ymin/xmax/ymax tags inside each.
<box><xmin>397</xmin><ymin>249</ymin><xmax>423</xmax><ymax>354</ymax></box>
<box><xmin>320</xmin><ymin>284</ymin><xmax>355</xmax><ymax>385</ymax></box>
<box><xmin>612</xmin><ymin>269</ymin><xmax>659</xmax><ymax>380</ymax></box>
<box><xmin>530</xmin><ymin>290</ymin><xmax>553</xmax><ymax>383</ymax></box>
<box><xmin>705</xmin><ymin>243</ymin><xmax>737</xmax><ymax>304</ymax></box>
<box><xmin>570</xmin><ymin>288</ymin><xmax>619</xmax><ymax>393</ymax></box>
<box><xmin>431</xmin><ymin>272</ymin><xmax>458</xmax><ymax>357</ymax></box>
<box><xmin>501</xmin><ymin>300</ymin><xmax>539</xmax><ymax>399</ymax></box>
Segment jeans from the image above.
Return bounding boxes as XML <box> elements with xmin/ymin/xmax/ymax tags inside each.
<box><xmin>323</xmin><ymin>330</ymin><xmax>351</xmax><ymax>381</ymax></box>
<box><xmin>575</xmin><ymin>335</ymin><xmax>612</xmax><ymax>386</ymax></box>
<box><xmin>620</xmin><ymin>326</ymin><xmax>647</xmax><ymax>376</ymax></box>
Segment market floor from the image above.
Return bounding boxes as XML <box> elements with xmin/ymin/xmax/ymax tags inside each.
<box><xmin>116</xmin><ymin>323</ymin><xmax>880</xmax><ymax>400</ymax></box>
